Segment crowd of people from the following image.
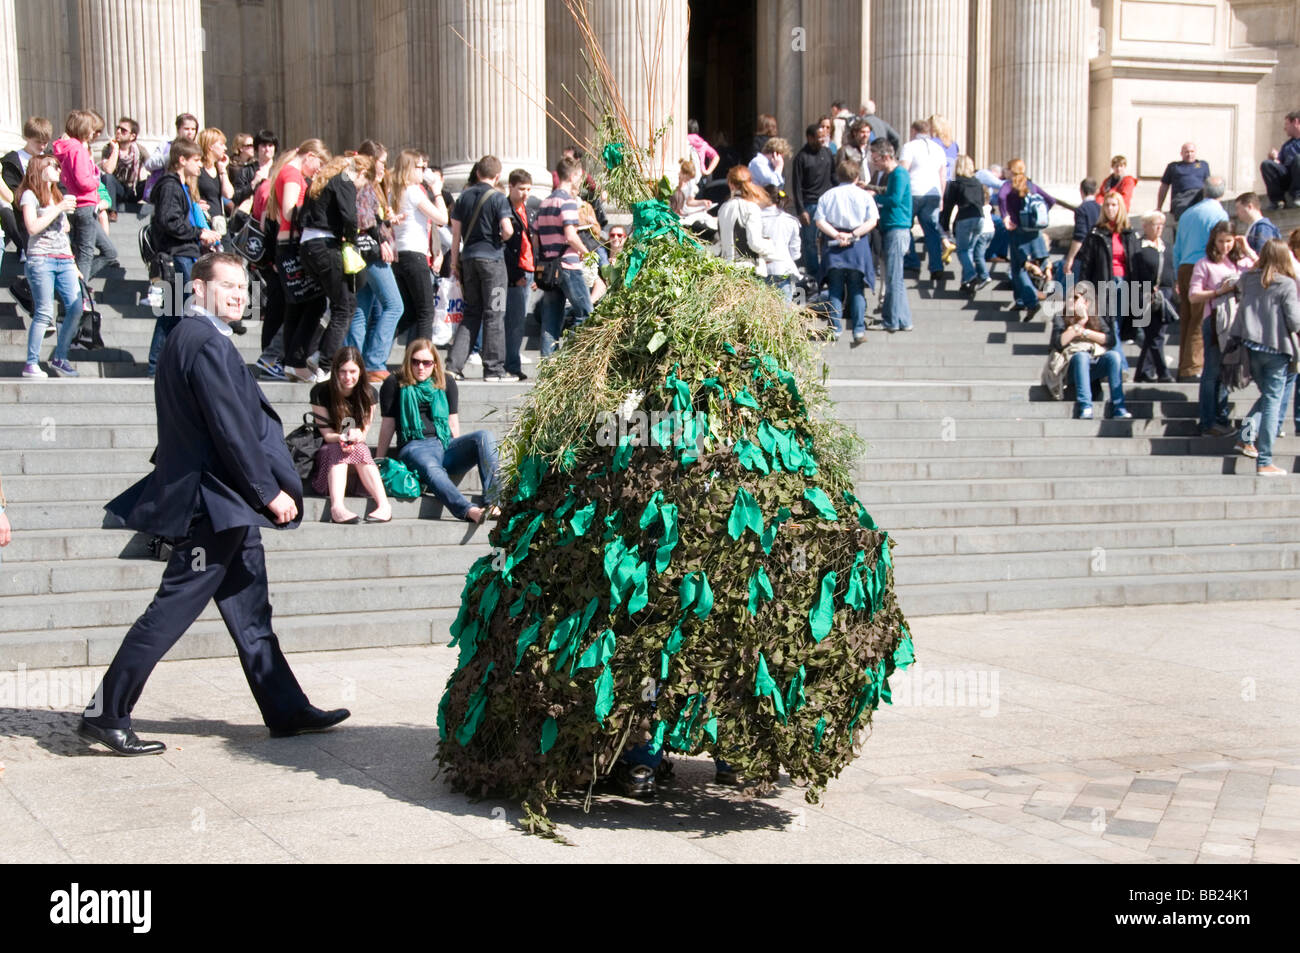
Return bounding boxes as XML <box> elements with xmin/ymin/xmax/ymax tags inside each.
<box><xmin>3</xmin><ymin>101</ymin><xmax>1299</xmax><ymax>484</ymax></box>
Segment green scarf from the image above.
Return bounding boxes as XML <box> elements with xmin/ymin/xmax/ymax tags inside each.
<box><xmin>398</xmin><ymin>378</ymin><xmax>453</xmax><ymax>447</ymax></box>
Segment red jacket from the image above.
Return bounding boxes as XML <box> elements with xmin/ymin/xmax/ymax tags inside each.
<box><xmin>1096</xmin><ymin>174</ymin><xmax>1137</xmax><ymax>210</ymax></box>
<box><xmin>53</xmin><ymin>136</ymin><xmax>102</xmax><ymax>207</ymax></box>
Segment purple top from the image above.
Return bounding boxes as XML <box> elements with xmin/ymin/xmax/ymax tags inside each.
<box><xmin>997</xmin><ymin>181</ymin><xmax>1056</xmax><ymax>222</ymax></box>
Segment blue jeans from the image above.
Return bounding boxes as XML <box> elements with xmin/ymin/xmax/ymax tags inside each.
<box><xmin>1070</xmin><ymin>348</ymin><xmax>1127</xmax><ymax>416</ymax></box>
<box><xmin>348</xmin><ymin>262</ymin><xmax>404</xmax><ymax>372</ymax></box>
<box><xmin>880</xmin><ymin>228</ymin><xmax>912</xmax><ymax>330</ymax></box>
<box><xmin>903</xmin><ymin>192</ymin><xmax>943</xmax><ymax>272</ymax></box>
<box><xmin>396</xmin><ymin>431</ymin><xmax>499</xmax><ymax>520</ymax></box>
<box><xmin>1198</xmin><ymin>315</ymin><xmax>1230</xmax><ymax>431</ymax></box>
<box><xmin>148</xmin><ymin>255</ymin><xmax>194</xmax><ymax>376</ymax></box>
<box><xmin>826</xmin><ymin>268</ymin><xmax>866</xmax><ymax>335</ymax></box>
<box><xmin>539</xmin><ymin>265</ymin><xmax>592</xmax><ymax>356</ymax></box>
<box><xmin>954</xmin><ymin>217</ymin><xmax>990</xmax><ymax>284</ymax></box>
<box><xmin>1008</xmin><ymin>227</ymin><xmax>1044</xmax><ymax>309</ymax></box>
<box><xmin>25</xmin><ymin>255</ymin><xmax>84</xmax><ymax>365</ymax></box>
<box><xmin>763</xmin><ymin>274</ymin><xmax>794</xmax><ymax>302</ymax></box>
<box><xmin>70</xmin><ymin>204</ymin><xmax>118</xmax><ymax>280</ymax></box>
<box><xmin>801</xmin><ymin>202</ymin><xmax>820</xmax><ymax>277</ymax></box>
<box><xmin>504</xmin><ymin>280</ymin><xmax>531</xmax><ymax>374</ymax></box>
<box><xmin>1241</xmin><ymin>368</ymin><xmax>1297</xmax><ymax>443</ymax></box>
<box><xmin>985</xmin><ymin>214</ymin><xmax>1009</xmax><ymax>261</ymax></box>
<box><xmin>1244</xmin><ymin>349</ymin><xmax>1292</xmax><ymax>467</ymax></box>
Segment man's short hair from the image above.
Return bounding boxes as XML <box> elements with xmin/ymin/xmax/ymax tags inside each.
<box><xmin>117</xmin><ymin>117</ymin><xmax>139</xmax><ymax>137</ymax></box>
<box><xmin>1236</xmin><ymin>191</ymin><xmax>1261</xmax><ymax>209</ymax></box>
<box><xmin>1081</xmin><ymin>177</ymin><xmax>1098</xmax><ymax>196</ymax></box>
<box><xmin>870</xmin><ymin>140</ymin><xmax>895</xmax><ymax>159</ymax></box>
<box><xmin>1287</xmin><ymin>109</ymin><xmax>1300</xmax><ymax>123</ymax></box>
<box><xmin>911</xmin><ymin>119</ymin><xmax>931</xmax><ymax>136</ymax></box>
<box><xmin>555</xmin><ymin>155</ymin><xmax>583</xmax><ymax>183</ymax></box>
<box><xmin>1110</xmin><ymin>154</ymin><xmax>1127</xmax><ymax>166</ymax></box>
<box><xmin>836</xmin><ymin>158</ymin><xmax>861</xmax><ymax>183</ymax></box>
<box><xmin>253</xmin><ymin>129</ymin><xmax>278</xmax><ymax>148</ymax></box>
<box><xmin>1204</xmin><ymin>176</ymin><xmax>1226</xmax><ymax>199</ymax></box>
<box><xmin>192</xmin><ymin>251</ymin><xmax>246</xmax><ymax>284</ymax></box>
<box><xmin>474</xmin><ymin>155</ymin><xmax>501</xmax><ymax>181</ymax></box>
<box><xmin>508</xmin><ymin>168</ymin><xmax>533</xmax><ymax>187</ymax></box>
<box><xmin>166</xmin><ymin>138</ymin><xmax>201</xmax><ymax>170</ymax></box>
<box><xmin>805</xmin><ymin>122</ymin><xmax>821</xmax><ymax>139</ymax></box>
<box><xmin>175</xmin><ymin>112</ymin><xmax>199</xmax><ymax>130</ymax></box>
<box><xmin>23</xmin><ymin>116</ymin><xmax>53</xmax><ymax>145</ymax></box>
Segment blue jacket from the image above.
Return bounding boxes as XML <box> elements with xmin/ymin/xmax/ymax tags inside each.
<box><xmin>1172</xmin><ymin>198</ymin><xmax>1228</xmax><ymax>269</ymax></box>
<box><xmin>106</xmin><ymin>312</ymin><xmax>302</xmax><ymax>539</ymax></box>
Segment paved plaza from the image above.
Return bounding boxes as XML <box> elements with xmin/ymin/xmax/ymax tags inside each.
<box><xmin>2</xmin><ymin>600</ymin><xmax>1298</xmax><ymax>863</ymax></box>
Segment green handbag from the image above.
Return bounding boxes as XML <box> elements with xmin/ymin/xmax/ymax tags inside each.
<box><xmin>379</xmin><ymin>457</ymin><xmax>423</xmax><ymax>499</ymax></box>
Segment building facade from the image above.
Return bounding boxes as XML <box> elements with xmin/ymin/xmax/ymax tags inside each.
<box><xmin>1</xmin><ymin>0</ymin><xmax>1296</xmax><ymax>201</ymax></box>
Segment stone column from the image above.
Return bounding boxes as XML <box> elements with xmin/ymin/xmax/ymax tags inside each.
<box><xmin>592</xmin><ymin>0</ymin><xmax>689</xmax><ymax>180</ymax></box>
<box><xmin>869</xmin><ymin>0</ymin><xmax>969</xmax><ymax>150</ymax></box>
<box><xmin>989</xmin><ymin>0</ymin><xmax>1088</xmax><ymax>194</ymax></box>
<box><xmin>77</xmin><ymin>0</ymin><xmax>205</xmax><ymax>151</ymax></box>
<box><xmin>545</xmin><ymin>0</ymin><xmax>591</xmax><ymax>169</ymax></box>
<box><xmin>802</xmin><ymin>0</ymin><xmax>863</xmax><ymax>139</ymax></box>
<box><xmin>968</xmin><ymin>0</ymin><xmax>991</xmax><ymax>166</ymax></box>
<box><xmin>0</xmin><ymin>0</ymin><xmax>21</xmax><ymax>149</ymax></box>
<box><xmin>433</xmin><ymin>0</ymin><xmax>549</xmax><ymax>190</ymax></box>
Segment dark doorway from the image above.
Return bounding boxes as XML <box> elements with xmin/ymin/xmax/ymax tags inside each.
<box><xmin>688</xmin><ymin>0</ymin><xmax>756</xmax><ymax>179</ymax></box>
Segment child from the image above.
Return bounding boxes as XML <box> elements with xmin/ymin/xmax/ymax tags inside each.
<box><xmin>51</xmin><ymin>109</ymin><xmax>118</xmax><ymax>280</ymax></box>
<box><xmin>17</xmin><ymin>154</ymin><xmax>84</xmax><ymax>378</ymax></box>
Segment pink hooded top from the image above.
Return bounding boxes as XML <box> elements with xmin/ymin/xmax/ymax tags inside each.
<box><xmin>52</xmin><ymin>136</ymin><xmax>102</xmax><ymax>207</ymax></box>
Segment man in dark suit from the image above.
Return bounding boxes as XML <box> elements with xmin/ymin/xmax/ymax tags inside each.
<box><xmin>80</xmin><ymin>252</ymin><xmax>349</xmax><ymax>756</ymax></box>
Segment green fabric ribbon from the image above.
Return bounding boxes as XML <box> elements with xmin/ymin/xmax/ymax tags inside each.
<box><xmin>808</xmin><ymin>570</ymin><xmax>837</xmax><ymax>643</ymax></box>
<box><xmin>727</xmin><ymin>486</ymin><xmax>764</xmax><ymax>540</ymax></box>
<box><xmin>747</xmin><ymin>565</ymin><xmax>774</xmax><ymax>615</ymax></box>
<box><xmin>760</xmin><ymin>506</ymin><xmax>793</xmax><ymax>555</ymax></box>
<box><xmin>501</xmin><ymin>511</ymin><xmax>544</xmax><ymax>583</ymax></box>
<box><xmin>654</xmin><ymin>503</ymin><xmax>679</xmax><ymax>573</ymax></box>
<box><xmin>754</xmin><ymin>652</ymin><xmax>787</xmax><ymax>722</ymax></box>
<box><xmin>578</xmin><ymin>628</ymin><xmax>617</xmax><ymax>670</ymax></box>
<box><xmin>397</xmin><ymin>378</ymin><xmax>452</xmax><ymax>448</ymax></box>
<box><xmin>803</xmin><ymin>487</ymin><xmax>838</xmax><ymax>521</ymax></box>
<box><xmin>450</xmin><ymin>577</ymin><xmax>499</xmax><ymax>672</ymax></box>
<box><xmin>813</xmin><ymin>716</ymin><xmax>828</xmax><ymax>751</ymax></box>
<box><xmin>893</xmin><ymin>626</ymin><xmax>915</xmax><ymax>670</ymax></box>
<box><xmin>664</xmin><ymin>367</ymin><xmax>692</xmax><ymax>412</ymax></box>
<box><xmin>570</xmin><ymin>500</ymin><xmax>597</xmax><ymax>537</ymax></box>
<box><xmin>540</xmin><ymin>715</ymin><xmax>558</xmax><ymax>754</ymax></box>
<box><xmin>785</xmin><ymin>664</ymin><xmax>807</xmax><ymax>715</ymax></box>
<box><xmin>548</xmin><ymin>597</ymin><xmax>600</xmax><ymax>673</ymax></box>
<box><xmin>603</xmin><ymin>535</ymin><xmax>649</xmax><ymax>614</ymax></box>
<box><xmin>678</xmin><ymin>571</ymin><xmax>714</xmax><ymax>619</ymax></box>
<box><xmin>513</xmin><ymin>455</ymin><xmax>547</xmax><ymax>502</ymax></box>
<box><xmin>732</xmin><ymin>386</ymin><xmax>760</xmax><ymax>410</ymax></box>
<box><xmin>667</xmin><ymin>692</ymin><xmax>709</xmax><ymax>750</ymax></box>
<box><xmin>594</xmin><ymin>664</ymin><xmax>614</xmax><ymax>724</ymax></box>
<box><xmin>648</xmin><ymin>718</ymin><xmax>667</xmax><ymax>754</ymax></box>
<box><xmin>639</xmin><ymin>491</ymin><xmax>665</xmax><ymax>529</ymax></box>
<box><xmin>612</xmin><ymin>433</ymin><xmax>635</xmax><ymax>471</ymax></box>
<box><xmin>514</xmin><ymin>616</ymin><xmax>542</xmax><ymax>670</ymax></box>
<box><xmin>699</xmin><ymin>377</ymin><xmax>728</xmax><ymax>402</ymax></box>
<box><xmin>454</xmin><ymin>661</ymin><xmax>495</xmax><ymax>746</ymax></box>
<box><xmin>509</xmin><ymin>581</ymin><xmax>541</xmax><ymax>618</ymax></box>
<box><xmin>844</xmin><ymin>550</ymin><xmax>868</xmax><ymax>612</ymax></box>
<box><xmin>622</xmin><ymin>198</ymin><xmax>701</xmax><ymax>287</ymax></box>
<box><xmin>734</xmin><ymin>439</ymin><xmax>770</xmax><ymax>474</ymax></box>
<box><xmin>601</xmin><ymin>142</ymin><xmax>624</xmax><ymax>170</ymax></box>
<box><xmin>843</xmin><ymin>490</ymin><xmax>877</xmax><ymax>530</ymax></box>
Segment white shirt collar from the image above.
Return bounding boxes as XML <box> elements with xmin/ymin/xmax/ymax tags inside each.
<box><xmin>189</xmin><ymin>304</ymin><xmax>233</xmax><ymax>337</ymax></box>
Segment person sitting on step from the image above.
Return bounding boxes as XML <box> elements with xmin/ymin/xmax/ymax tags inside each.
<box><xmin>309</xmin><ymin>346</ymin><xmax>391</xmax><ymax>524</ymax></box>
<box><xmin>1049</xmin><ymin>283</ymin><xmax>1131</xmax><ymax>421</ymax></box>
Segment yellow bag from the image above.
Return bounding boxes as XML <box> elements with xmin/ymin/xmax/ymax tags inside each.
<box><xmin>341</xmin><ymin>242</ymin><xmax>365</xmax><ymax>275</ymax></box>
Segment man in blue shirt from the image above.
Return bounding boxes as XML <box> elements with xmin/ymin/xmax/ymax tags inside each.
<box><xmin>1157</xmin><ymin>142</ymin><xmax>1211</xmax><ymax>221</ymax></box>
<box><xmin>1234</xmin><ymin>191</ymin><xmax>1282</xmax><ymax>254</ymax></box>
<box><xmin>1260</xmin><ymin>110</ymin><xmax>1300</xmax><ymax>209</ymax></box>
<box><xmin>870</xmin><ymin>141</ymin><xmax>913</xmax><ymax>331</ymax></box>
<box><xmin>1172</xmin><ymin>176</ymin><xmax>1228</xmax><ymax>381</ymax></box>
<box><xmin>1062</xmin><ymin>178</ymin><xmax>1101</xmax><ymax>278</ymax></box>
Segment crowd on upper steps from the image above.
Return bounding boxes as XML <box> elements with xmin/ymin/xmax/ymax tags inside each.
<box><xmin>2</xmin><ymin>99</ymin><xmax>1299</xmax><ymax>486</ymax></box>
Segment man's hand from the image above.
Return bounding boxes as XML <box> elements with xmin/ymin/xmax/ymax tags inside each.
<box><xmin>0</xmin><ymin>510</ymin><xmax>11</xmax><ymax>547</ymax></box>
<box><xmin>200</xmin><ymin>229</ymin><xmax>220</xmax><ymax>245</ymax></box>
<box><xmin>267</xmin><ymin>491</ymin><xmax>298</xmax><ymax>525</ymax></box>
<box><xmin>799</xmin><ymin>211</ymin><xmax>811</xmax><ymax>226</ymax></box>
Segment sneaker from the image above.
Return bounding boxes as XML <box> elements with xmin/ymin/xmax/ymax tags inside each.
<box><xmin>21</xmin><ymin>362</ymin><xmax>47</xmax><ymax>379</ymax></box>
<box><xmin>715</xmin><ymin>763</ymin><xmax>743</xmax><ymax>786</ymax></box>
<box><xmin>900</xmin><ymin>326</ymin><xmax>914</xmax><ymax>332</ymax></box>
<box><xmin>851</xmin><ymin>331</ymin><xmax>867</xmax><ymax>346</ymax></box>
<box><xmin>972</xmin><ymin>277</ymin><xmax>991</xmax><ymax>293</ymax></box>
<box><xmin>1201</xmin><ymin>424</ymin><xmax>1233</xmax><ymax>437</ymax></box>
<box><xmin>466</xmin><ymin>352</ymin><xmax>482</xmax><ymax>367</ymax></box>
<box><xmin>510</xmin><ymin>371</ymin><xmax>529</xmax><ymax>382</ymax></box>
<box><xmin>1234</xmin><ymin>442</ymin><xmax>1259</xmax><ymax>458</ymax></box>
<box><xmin>612</xmin><ymin>762</ymin><xmax>655</xmax><ymax>800</ymax></box>
<box><xmin>366</xmin><ymin>369</ymin><xmax>390</xmax><ymax>384</ymax></box>
<box><xmin>305</xmin><ymin>351</ymin><xmax>322</xmax><ymax>373</ymax></box>
<box><xmin>256</xmin><ymin>357</ymin><xmax>287</xmax><ymax>381</ymax></box>
<box><xmin>483</xmin><ymin>374</ymin><xmax>509</xmax><ymax>382</ymax></box>
<box><xmin>309</xmin><ymin>367</ymin><xmax>330</xmax><ymax>384</ymax></box>
<box><xmin>48</xmin><ymin>358</ymin><xmax>79</xmax><ymax>378</ymax></box>
<box><xmin>1078</xmin><ymin>407</ymin><xmax>1094</xmax><ymax>420</ymax></box>
<box><xmin>1111</xmin><ymin>408</ymin><xmax>1132</xmax><ymax>420</ymax></box>
<box><xmin>1257</xmin><ymin>465</ymin><xmax>1288</xmax><ymax>476</ymax></box>
<box><xmin>449</xmin><ymin>369</ymin><xmax>467</xmax><ymax>382</ymax></box>
<box><xmin>518</xmin><ymin>353</ymin><xmax>534</xmax><ymax>365</ymax></box>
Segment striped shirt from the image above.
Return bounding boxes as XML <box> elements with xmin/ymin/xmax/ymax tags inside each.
<box><xmin>537</xmin><ymin>187</ymin><xmax>581</xmax><ymax>269</ymax></box>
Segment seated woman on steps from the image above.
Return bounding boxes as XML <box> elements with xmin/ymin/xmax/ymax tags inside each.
<box><xmin>1048</xmin><ymin>283</ymin><xmax>1131</xmax><ymax>421</ymax></box>
<box><xmin>374</xmin><ymin>339</ymin><xmax>500</xmax><ymax>523</ymax></box>
<box><xmin>309</xmin><ymin>346</ymin><xmax>391</xmax><ymax>524</ymax></box>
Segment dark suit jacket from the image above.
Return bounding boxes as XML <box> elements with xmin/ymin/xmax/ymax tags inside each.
<box><xmin>107</xmin><ymin>311</ymin><xmax>303</xmax><ymax>539</ymax></box>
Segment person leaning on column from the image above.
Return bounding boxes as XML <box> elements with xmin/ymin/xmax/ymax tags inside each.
<box><xmin>80</xmin><ymin>252</ymin><xmax>349</xmax><ymax>756</ymax></box>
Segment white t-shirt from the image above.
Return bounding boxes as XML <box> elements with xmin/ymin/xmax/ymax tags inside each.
<box><xmin>814</xmin><ymin>183</ymin><xmax>878</xmax><ymax>231</ymax></box>
<box><xmin>394</xmin><ymin>184</ymin><xmax>433</xmax><ymax>254</ymax></box>
<box><xmin>899</xmin><ymin>136</ymin><xmax>946</xmax><ymax>197</ymax></box>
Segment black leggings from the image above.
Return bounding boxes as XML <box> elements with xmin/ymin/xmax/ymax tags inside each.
<box><xmin>299</xmin><ymin>238</ymin><xmax>355</xmax><ymax>371</ymax></box>
<box><xmin>393</xmin><ymin>250</ymin><xmax>436</xmax><ymax>342</ymax></box>
<box><xmin>275</xmin><ymin>242</ymin><xmax>326</xmax><ymax>369</ymax></box>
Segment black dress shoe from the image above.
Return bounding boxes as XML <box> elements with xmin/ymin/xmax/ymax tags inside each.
<box><xmin>77</xmin><ymin>719</ymin><xmax>166</xmax><ymax>756</ymax></box>
<box><xmin>268</xmin><ymin>706</ymin><xmax>351</xmax><ymax>738</ymax></box>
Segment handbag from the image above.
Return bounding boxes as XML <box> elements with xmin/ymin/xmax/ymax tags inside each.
<box><xmin>228</xmin><ymin>212</ymin><xmax>272</xmax><ymax>267</ymax></box>
<box><xmin>379</xmin><ymin>457</ymin><xmax>423</xmax><ymax>499</ymax></box>
<box><xmin>284</xmin><ymin>413</ymin><xmax>324</xmax><ymax>483</ymax></box>
<box><xmin>277</xmin><ymin>239</ymin><xmax>325</xmax><ymax>303</ymax></box>
<box><xmin>354</xmin><ymin>231</ymin><xmax>381</xmax><ymax>263</ymax></box>
<box><xmin>535</xmin><ymin>256</ymin><xmax>565</xmax><ymax>292</ymax></box>
<box><xmin>342</xmin><ymin>241</ymin><xmax>366</xmax><ymax>275</ymax></box>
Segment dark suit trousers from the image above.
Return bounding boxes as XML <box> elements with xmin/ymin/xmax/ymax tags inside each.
<box><xmin>84</xmin><ymin>517</ymin><xmax>309</xmax><ymax>730</ymax></box>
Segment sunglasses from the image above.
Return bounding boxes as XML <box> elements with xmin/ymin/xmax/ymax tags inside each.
<box><xmin>411</xmin><ymin>358</ymin><xmax>435</xmax><ymax>368</ymax></box>
<box><xmin>115</xmin><ymin>125</ymin><xmax>131</xmax><ymax>134</ymax></box>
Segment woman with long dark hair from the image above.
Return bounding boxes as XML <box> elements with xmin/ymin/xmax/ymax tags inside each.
<box><xmin>309</xmin><ymin>346</ymin><xmax>391</xmax><ymax>523</ymax></box>
<box><xmin>16</xmin><ymin>154</ymin><xmax>83</xmax><ymax>378</ymax></box>
<box><xmin>1188</xmin><ymin>221</ymin><xmax>1256</xmax><ymax>435</ymax></box>
<box><xmin>348</xmin><ymin>140</ymin><xmax>404</xmax><ymax>383</ymax></box>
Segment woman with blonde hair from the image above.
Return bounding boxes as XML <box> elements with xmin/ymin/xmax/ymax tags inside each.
<box><xmin>268</xmin><ymin>138</ymin><xmax>332</xmax><ymax>382</ymax></box>
<box><xmin>196</xmin><ymin>127</ymin><xmax>233</xmax><ymax>231</ymax></box>
<box><xmin>1234</xmin><ymin>240</ymin><xmax>1300</xmax><ymax>474</ymax></box>
<box><xmin>940</xmin><ymin>153</ymin><xmax>990</xmax><ymax>293</ymax></box>
<box><xmin>997</xmin><ymin>157</ymin><xmax>1057</xmax><ymax>320</ymax></box>
<box><xmin>389</xmin><ymin>148</ymin><xmax>447</xmax><ymax>343</ymax></box>
<box><xmin>718</xmin><ymin>165</ymin><xmax>775</xmax><ymax>273</ymax></box>
<box><xmin>1076</xmin><ymin>190</ymin><xmax>1141</xmax><ymax>365</ymax></box>
<box><xmin>374</xmin><ymin>339</ymin><xmax>500</xmax><ymax>522</ymax></box>
<box><xmin>927</xmin><ymin>114</ymin><xmax>959</xmax><ymax>179</ymax></box>
<box><xmin>297</xmin><ymin>152</ymin><xmax>374</xmax><ymax>378</ymax></box>
<box><xmin>348</xmin><ymin>139</ymin><xmax>404</xmax><ymax>382</ymax></box>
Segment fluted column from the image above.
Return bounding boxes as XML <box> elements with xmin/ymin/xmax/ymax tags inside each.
<box><xmin>78</xmin><ymin>0</ymin><xmax>205</xmax><ymax>151</ymax></box>
<box><xmin>592</xmin><ymin>0</ymin><xmax>689</xmax><ymax>180</ymax></box>
<box><xmin>433</xmin><ymin>0</ymin><xmax>549</xmax><ymax>189</ymax></box>
<box><xmin>869</xmin><ymin>0</ymin><xmax>969</xmax><ymax>151</ymax></box>
<box><xmin>989</xmin><ymin>0</ymin><xmax>1088</xmax><ymax>193</ymax></box>
<box><xmin>802</xmin><ymin>0</ymin><xmax>863</xmax><ymax>139</ymax></box>
<box><xmin>0</xmin><ymin>0</ymin><xmax>21</xmax><ymax>149</ymax></box>
<box><xmin>968</xmin><ymin>0</ymin><xmax>991</xmax><ymax>166</ymax></box>
<box><xmin>545</xmin><ymin>0</ymin><xmax>591</xmax><ymax>169</ymax></box>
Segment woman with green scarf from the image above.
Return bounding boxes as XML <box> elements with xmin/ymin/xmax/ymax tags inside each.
<box><xmin>374</xmin><ymin>338</ymin><xmax>500</xmax><ymax>522</ymax></box>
